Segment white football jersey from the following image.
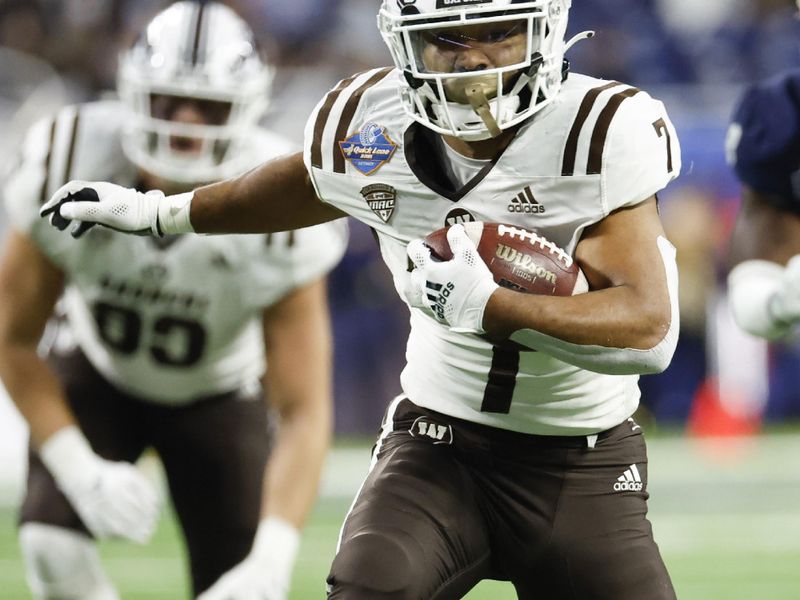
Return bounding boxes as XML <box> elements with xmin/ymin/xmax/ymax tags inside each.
<box><xmin>4</xmin><ymin>101</ymin><xmax>348</xmax><ymax>405</ymax></box>
<box><xmin>303</xmin><ymin>68</ymin><xmax>680</xmax><ymax>435</ymax></box>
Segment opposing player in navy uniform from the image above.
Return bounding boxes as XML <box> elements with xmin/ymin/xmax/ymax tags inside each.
<box><xmin>0</xmin><ymin>3</ymin><xmax>346</xmax><ymax>599</ymax></box>
<box><xmin>726</xmin><ymin>59</ymin><xmax>800</xmax><ymax>339</ymax></box>
<box><xmin>41</xmin><ymin>0</ymin><xmax>681</xmax><ymax>597</ymax></box>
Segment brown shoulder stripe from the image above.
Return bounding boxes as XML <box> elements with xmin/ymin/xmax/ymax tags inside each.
<box><xmin>38</xmin><ymin>119</ymin><xmax>57</xmax><ymax>204</ymax></box>
<box><xmin>587</xmin><ymin>87</ymin><xmax>640</xmax><ymax>175</ymax></box>
<box><xmin>62</xmin><ymin>109</ymin><xmax>81</xmax><ymax>184</ymax></box>
<box><xmin>332</xmin><ymin>67</ymin><xmax>393</xmax><ymax>174</ymax></box>
<box><xmin>561</xmin><ymin>81</ymin><xmax>620</xmax><ymax>177</ymax></box>
<box><xmin>310</xmin><ymin>73</ymin><xmax>363</xmax><ymax>169</ymax></box>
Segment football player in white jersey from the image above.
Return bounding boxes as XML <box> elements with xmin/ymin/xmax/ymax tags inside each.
<box><xmin>0</xmin><ymin>3</ymin><xmax>347</xmax><ymax>599</ymax></box>
<box><xmin>41</xmin><ymin>0</ymin><xmax>680</xmax><ymax>597</ymax></box>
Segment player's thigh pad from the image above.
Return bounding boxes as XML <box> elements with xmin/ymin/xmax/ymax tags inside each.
<box><xmin>328</xmin><ymin>400</ymin><xmax>492</xmax><ymax>599</ymax></box>
<box><xmin>19</xmin><ymin>523</ymin><xmax>119</xmax><ymax>600</ymax></box>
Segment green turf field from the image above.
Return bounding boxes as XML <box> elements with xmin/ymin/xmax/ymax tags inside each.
<box><xmin>1</xmin><ymin>432</ymin><xmax>799</xmax><ymax>599</ymax></box>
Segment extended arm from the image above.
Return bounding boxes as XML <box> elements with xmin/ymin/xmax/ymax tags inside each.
<box><xmin>727</xmin><ymin>185</ymin><xmax>800</xmax><ymax>339</ymax></box>
<box><xmin>42</xmin><ymin>152</ymin><xmax>347</xmax><ymax>237</ymax></box>
<box><xmin>0</xmin><ymin>231</ymin><xmax>158</xmax><ymax>542</ymax></box>
<box><xmin>192</xmin><ymin>152</ymin><xmax>346</xmax><ymax>233</ymax></box>
<box><xmin>198</xmin><ymin>277</ymin><xmax>334</xmax><ymax>600</ymax></box>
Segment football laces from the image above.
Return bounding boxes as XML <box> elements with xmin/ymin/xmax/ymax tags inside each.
<box><xmin>497</xmin><ymin>224</ymin><xmax>573</xmax><ymax>268</ymax></box>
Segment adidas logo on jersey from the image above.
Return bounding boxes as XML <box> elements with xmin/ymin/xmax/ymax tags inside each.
<box><xmin>614</xmin><ymin>464</ymin><xmax>643</xmax><ymax>492</ymax></box>
<box><xmin>507</xmin><ymin>186</ymin><xmax>545</xmax><ymax>214</ymax></box>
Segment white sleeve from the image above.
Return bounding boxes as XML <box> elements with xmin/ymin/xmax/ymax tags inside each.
<box><xmin>2</xmin><ymin>115</ymin><xmax>74</xmax><ymax>265</ymax></box>
<box><xmin>509</xmin><ymin>237</ymin><xmax>680</xmax><ymax>375</ymax></box>
<box><xmin>602</xmin><ymin>92</ymin><xmax>681</xmax><ymax>213</ymax></box>
<box><xmin>4</xmin><ymin>116</ymin><xmax>52</xmax><ymax>234</ymax></box>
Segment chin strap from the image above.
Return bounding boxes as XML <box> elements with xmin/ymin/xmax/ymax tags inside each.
<box><xmin>465</xmin><ymin>83</ymin><xmax>503</xmax><ymax>138</ymax></box>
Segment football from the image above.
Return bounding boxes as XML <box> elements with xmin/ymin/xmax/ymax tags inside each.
<box><xmin>423</xmin><ymin>222</ymin><xmax>588</xmax><ymax>296</ymax></box>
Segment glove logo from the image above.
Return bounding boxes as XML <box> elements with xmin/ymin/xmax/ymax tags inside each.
<box><xmin>427</xmin><ymin>281</ymin><xmax>454</xmax><ymax>322</ymax></box>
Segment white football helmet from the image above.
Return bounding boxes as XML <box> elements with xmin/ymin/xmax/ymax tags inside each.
<box><xmin>117</xmin><ymin>1</ymin><xmax>273</xmax><ymax>183</ymax></box>
<box><xmin>378</xmin><ymin>0</ymin><xmax>592</xmax><ymax>141</ymax></box>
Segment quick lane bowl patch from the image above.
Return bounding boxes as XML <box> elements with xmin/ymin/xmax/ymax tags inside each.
<box><xmin>360</xmin><ymin>183</ymin><xmax>396</xmax><ymax>223</ymax></box>
<box><xmin>339</xmin><ymin>122</ymin><xmax>397</xmax><ymax>175</ymax></box>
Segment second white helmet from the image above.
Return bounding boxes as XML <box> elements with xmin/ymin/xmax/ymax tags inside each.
<box><xmin>117</xmin><ymin>1</ymin><xmax>273</xmax><ymax>183</ymax></box>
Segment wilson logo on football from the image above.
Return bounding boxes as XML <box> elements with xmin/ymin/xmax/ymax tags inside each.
<box><xmin>507</xmin><ymin>186</ymin><xmax>545</xmax><ymax>214</ymax></box>
<box><xmin>495</xmin><ymin>245</ymin><xmax>557</xmax><ymax>285</ymax></box>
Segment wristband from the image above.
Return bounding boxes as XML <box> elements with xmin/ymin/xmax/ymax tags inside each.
<box><xmin>728</xmin><ymin>259</ymin><xmax>790</xmax><ymax>340</ymax></box>
<box><xmin>39</xmin><ymin>426</ymin><xmax>99</xmax><ymax>486</ymax></box>
<box><xmin>156</xmin><ymin>191</ymin><xmax>195</xmax><ymax>235</ymax></box>
<box><xmin>252</xmin><ymin>517</ymin><xmax>300</xmax><ymax>580</ymax></box>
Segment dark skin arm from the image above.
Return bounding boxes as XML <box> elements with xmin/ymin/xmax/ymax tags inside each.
<box><xmin>728</xmin><ymin>185</ymin><xmax>800</xmax><ymax>267</ymax></box>
<box><xmin>192</xmin><ymin>152</ymin><xmax>346</xmax><ymax>234</ymax></box>
<box><xmin>0</xmin><ymin>230</ymin><xmax>73</xmax><ymax>447</ymax></box>
<box><xmin>484</xmin><ymin>196</ymin><xmax>672</xmax><ymax>350</ymax></box>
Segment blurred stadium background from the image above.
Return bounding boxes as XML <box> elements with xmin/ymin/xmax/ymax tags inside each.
<box><xmin>1</xmin><ymin>0</ymin><xmax>799</xmax><ymax>597</ymax></box>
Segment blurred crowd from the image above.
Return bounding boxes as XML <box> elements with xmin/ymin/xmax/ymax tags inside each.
<box><xmin>1</xmin><ymin>0</ymin><xmax>799</xmax><ymax>432</ymax></box>
<box><xmin>2</xmin><ymin>0</ymin><xmax>798</xmax><ymax>92</ymax></box>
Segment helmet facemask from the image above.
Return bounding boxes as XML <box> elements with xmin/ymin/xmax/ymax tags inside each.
<box><xmin>379</xmin><ymin>0</ymin><xmax>590</xmax><ymax>141</ymax></box>
<box><xmin>117</xmin><ymin>2</ymin><xmax>273</xmax><ymax>184</ymax></box>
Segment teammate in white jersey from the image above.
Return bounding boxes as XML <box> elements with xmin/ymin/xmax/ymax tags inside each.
<box><xmin>0</xmin><ymin>3</ymin><xmax>346</xmax><ymax>599</ymax></box>
<box><xmin>41</xmin><ymin>0</ymin><xmax>680</xmax><ymax>597</ymax></box>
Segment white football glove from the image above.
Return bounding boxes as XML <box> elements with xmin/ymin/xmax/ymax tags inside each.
<box><xmin>405</xmin><ymin>224</ymin><xmax>499</xmax><ymax>334</ymax></box>
<box><xmin>197</xmin><ymin>518</ymin><xmax>299</xmax><ymax>600</ymax></box>
<box><xmin>40</xmin><ymin>426</ymin><xmax>160</xmax><ymax>544</ymax></box>
<box><xmin>770</xmin><ymin>255</ymin><xmax>800</xmax><ymax>326</ymax></box>
<box><xmin>40</xmin><ymin>180</ymin><xmax>194</xmax><ymax>238</ymax></box>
